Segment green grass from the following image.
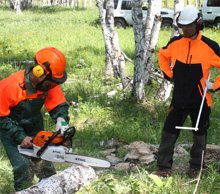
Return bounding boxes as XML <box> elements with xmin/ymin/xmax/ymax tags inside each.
<box><xmin>0</xmin><ymin>4</ymin><xmax>220</xmax><ymax>194</ymax></box>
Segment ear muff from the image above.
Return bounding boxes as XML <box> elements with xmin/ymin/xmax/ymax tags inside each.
<box><xmin>176</xmin><ymin>11</ymin><xmax>181</xmax><ymax>28</ymax></box>
<box><xmin>33</xmin><ymin>65</ymin><xmax>45</xmax><ymax>77</ymax></box>
<box><xmin>196</xmin><ymin>13</ymin><xmax>204</xmax><ymax>30</ymax></box>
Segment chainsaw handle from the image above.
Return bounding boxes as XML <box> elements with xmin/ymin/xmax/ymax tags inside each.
<box><xmin>63</xmin><ymin>126</ymin><xmax>76</xmax><ymax>140</ymax></box>
<box><xmin>36</xmin><ymin>129</ymin><xmax>61</xmax><ymax>157</ymax></box>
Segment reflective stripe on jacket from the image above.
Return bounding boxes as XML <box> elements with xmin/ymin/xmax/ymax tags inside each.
<box><xmin>159</xmin><ymin>32</ymin><xmax>220</xmax><ymax>108</ymax></box>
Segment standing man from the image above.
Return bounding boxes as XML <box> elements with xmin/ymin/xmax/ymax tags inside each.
<box><xmin>155</xmin><ymin>5</ymin><xmax>220</xmax><ymax>178</ymax></box>
<box><xmin>0</xmin><ymin>47</ymin><xmax>70</xmax><ymax>191</ymax></box>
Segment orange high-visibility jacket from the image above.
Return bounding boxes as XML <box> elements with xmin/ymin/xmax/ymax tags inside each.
<box><xmin>159</xmin><ymin>32</ymin><xmax>220</xmax><ymax>109</ymax></box>
<box><xmin>0</xmin><ymin>67</ymin><xmax>69</xmax><ymax>143</ymax></box>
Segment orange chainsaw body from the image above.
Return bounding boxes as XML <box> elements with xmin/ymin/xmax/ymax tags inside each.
<box><xmin>33</xmin><ymin>131</ymin><xmax>64</xmax><ymax>147</ymax></box>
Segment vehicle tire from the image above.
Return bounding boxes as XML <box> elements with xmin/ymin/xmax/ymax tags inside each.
<box><xmin>214</xmin><ymin>18</ymin><xmax>220</xmax><ymax>27</ymax></box>
<box><xmin>161</xmin><ymin>19</ymin><xmax>173</xmax><ymax>28</ymax></box>
<box><xmin>114</xmin><ymin>18</ymin><xmax>127</xmax><ymax>28</ymax></box>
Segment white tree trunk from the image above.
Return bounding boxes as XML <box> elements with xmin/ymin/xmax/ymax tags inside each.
<box><xmin>83</xmin><ymin>0</ymin><xmax>86</xmax><ymax>8</ymax></box>
<box><xmin>97</xmin><ymin>0</ymin><xmax>121</xmax><ymax>78</ymax></box>
<box><xmin>14</xmin><ymin>164</ymin><xmax>96</xmax><ymax>194</ymax></box>
<box><xmin>47</xmin><ymin>0</ymin><xmax>51</xmax><ymax>5</ymax></box>
<box><xmin>31</xmin><ymin>0</ymin><xmax>35</xmax><ymax>7</ymax></box>
<box><xmin>119</xmin><ymin>54</ymin><xmax>129</xmax><ymax>89</ymax></box>
<box><xmin>71</xmin><ymin>0</ymin><xmax>74</xmax><ymax>7</ymax></box>
<box><xmin>131</xmin><ymin>0</ymin><xmax>145</xmax><ymax>101</ymax></box>
<box><xmin>155</xmin><ymin>78</ymin><xmax>173</xmax><ymax>102</ymax></box>
<box><xmin>171</xmin><ymin>0</ymin><xmax>184</xmax><ymax>37</ymax></box>
<box><xmin>187</xmin><ymin>0</ymin><xmax>191</xmax><ymax>5</ymax></box>
<box><xmin>106</xmin><ymin>0</ymin><xmax>120</xmax><ymax>78</ymax></box>
<box><xmin>15</xmin><ymin>0</ymin><xmax>22</xmax><ymax>15</ymax></box>
<box><xmin>155</xmin><ymin>0</ymin><xmax>184</xmax><ymax>102</ymax></box>
<box><xmin>144</xmin><ymin>0</ymin><xmax>162</xmax><ymax>84</ymax></box>
<box><xmin>75</xmin><ymin>0</ymin><xmax>79</xmax><ymax>7</ymax></box>
<box><xmin>96</xmin><ymin>0</ymin><xmax>113</xmax><ymax>77</ymax></box>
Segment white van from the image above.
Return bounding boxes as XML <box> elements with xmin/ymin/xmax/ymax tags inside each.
<box><xmin>104</xmin><ymin>0</ymin><xmax>174</xmax><ymax>28</ymax></box>
<box><xmin>202</xmin><ymin>0</ymin><xmax>220</xmax><ymax>26</ymax></box>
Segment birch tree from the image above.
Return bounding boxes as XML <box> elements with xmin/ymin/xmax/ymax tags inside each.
<box><xmin>155</xmin><ymin>0</ymin><xmax>184</xmax><ymax>102</ymax></box>
<box><xmin>164</xmin><ymin>0</ymin><xmax>167</xmax><ymax>7</ymax></box>
<box><xmin>131</xmin><ymin>0</ymin><xmax>163</xmax><ymax>101</ymax></box>
<box><xmin>14</xmin><ymin>0</ymin><xmax>22</xmax><ymax>15</ymax></box>
<box><xmin>83</xmin><ymin>0</ymin><xmax>86</xmax><ymax>8</ymax></box>
<box><xmin>96</xmin><ymin>0</ymin><xmax>121</xmax><ymax>79</ymax></box>
<box><xmin>144</xmin><ymin>0</ymin><xmax>162</xmax><ymax>84</ymax></box>
<box><xmin>75</xmin><ymin>0</ymin><xmax>79</xmax><ymax>7</ymax></box>
<box><xmin>71</xmin><ymin>0</ymin><xmax>75</xmax><ymax>7</ymax></box>
<box><xmin>131</xmin><ymin>0</ymin><xmax>146</xmax><ymax>100</ymax></box>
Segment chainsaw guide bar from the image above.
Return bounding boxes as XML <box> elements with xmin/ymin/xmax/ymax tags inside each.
<box><xmin>17</xmin><ymin>127</ymin><xmax>111</xmax><ymax>168</ymax></box>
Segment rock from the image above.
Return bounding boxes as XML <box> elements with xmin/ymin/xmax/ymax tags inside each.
<box><xmin>100</xmin><ymin>148</ymin><xmax>116</xmax><ymax>155</ymax></box>
<box><xmin>117</xmin><ymin>144</ymin><xmax>129</xmax><ymax>153</ymax></box>
<box><xmin>205</xmin><ymin>144</ymin><xmax>220</xmax><ymax>160</ymax></box>
<box><xmin>139</xmin><ymin>154</ymin><xmax>156</xmax><ymax>165</ymax></box>
<box><xmin>128</xmin><ymin>141</ymin><xmax>158</xmax><ymax>155</ymax></box>
<box><xmin>174</xmin><ymin>145</ymin><xmax>189</xmax><ymax>156</ymax></box>
<box><xmin>106</xmin><ymin>155</ymin><xmax>123</xmax><ymax>165</ymax></box>
<box><xmin>114</xmin><ymin>163</ymin><xmax>137</xmax><ymax>171</ymax></box>
<box><xmin>124</xmin><ymin>149</ymin><xmax>140</xmax><ymax>161</ymax></box>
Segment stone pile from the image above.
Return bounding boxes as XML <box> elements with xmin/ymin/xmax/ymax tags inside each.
<box><xmin>100</xmin><ymin>140</ymin><xmax>220</xmax><ymax>171</ymax></box>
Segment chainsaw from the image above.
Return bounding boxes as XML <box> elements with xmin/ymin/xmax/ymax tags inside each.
<box><xmin>17</xmin><ymin>127</ymin><xmax>111</xmax><ymax>168</ymax></box>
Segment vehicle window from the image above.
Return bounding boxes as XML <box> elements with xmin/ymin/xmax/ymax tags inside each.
<box><xmin>121</xmin><ymin>0</ymin><xmax>132</xmax><ymax>10</ymax></box>
<box><xmin>207</xmin><ymin>0</ymin><xmax>220</xmax><ymax>6</ymax></box>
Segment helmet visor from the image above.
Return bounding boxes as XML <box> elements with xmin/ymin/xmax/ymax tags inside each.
<box><xmin>50</xmin><ymin>70</ymin><xmax>67</xmax><ymax>84</ymax></box>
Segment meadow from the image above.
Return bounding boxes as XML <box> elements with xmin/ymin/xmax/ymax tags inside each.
<box><xmin>0</xmin><ymin>4</ymin><xmax>220</xmax><ymax>194</ymax></box>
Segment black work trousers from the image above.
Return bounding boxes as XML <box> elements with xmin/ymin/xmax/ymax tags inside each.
<box><xmin>157</xmin><ymin>105</ymin><xmax>211</xmax><ymax>171</ymax></box>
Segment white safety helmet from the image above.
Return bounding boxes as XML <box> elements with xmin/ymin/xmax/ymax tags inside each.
<box><xmin>177</xmin><ymin>5</ymin><xmax>200</xmax><ymax>26</ymax></box>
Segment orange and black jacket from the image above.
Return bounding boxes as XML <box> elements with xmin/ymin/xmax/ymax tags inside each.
<box><xmin>159</xmin><ymin>32</ymin><xmax>220</xmax><ymax>109</ymax></box>
<box><xmin>0</xmin><ymin>67</ymin><xmax>69</xmax><ymax>143</ymax></box>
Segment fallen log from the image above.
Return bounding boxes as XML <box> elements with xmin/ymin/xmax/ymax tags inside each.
<box><xmin>14</xmin><ymin>164</ymin><xmax>96</xmax><ymax>194</ymax></box>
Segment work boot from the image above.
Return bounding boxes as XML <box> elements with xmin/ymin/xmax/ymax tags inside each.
<box><xmin>157</xmin><ymin>131</ymin><xmax>179</xmax><ymax>170</ymax></box>
<box><xmin>189</xmin><ymin>134</ymin><xmax>206</xmax><ymax>170</ymax></box>
<box><xmin>154</xmin><ymin>170</ymin><xmax>172</xmax><ymax>177</ymax></box>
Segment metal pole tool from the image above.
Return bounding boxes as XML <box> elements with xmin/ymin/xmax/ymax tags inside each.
<box><xmin>175</xmin><ymin>71</ymin><xmax>211</xmax><ymax>131</ymax></box>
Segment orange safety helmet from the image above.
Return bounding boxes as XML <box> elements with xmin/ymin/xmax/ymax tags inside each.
<box><xmin>35</xmin><ymin>47</ymin><xmax>67</xmax><ymax>84</ymax></box>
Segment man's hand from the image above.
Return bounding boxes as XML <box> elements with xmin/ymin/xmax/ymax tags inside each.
<box><xmin>205</xmin><ymin>80</ymin><xmax>215</xmax><ymax>92</ymax></box>
<box><xmin>20</xmin><ymin>136</ymin><xmax>33</xmax><ymax>148</ymax></box>
<box><xmin>56</xmin><ymin>117</ymin><xmax>69</xmax><ymax>136</ymax></box>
